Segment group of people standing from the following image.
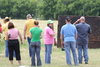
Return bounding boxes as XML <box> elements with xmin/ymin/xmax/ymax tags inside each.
<box><xmin>1</xmin><ymin>14</ymin><xmax>55</xmax><ymax>66</ymax></box>
<box><xmin>1</xmin><ymin>14</ymin><xmax>91</xmax><ymax>66</ymax></box>
<box><xmin>24</xmin><ymin>14</ymin><xmax>55</xmax><ymax>66</ymax></box>
<box><xmin>60</xmin><ymin>16</ymin><xmax>91</xmax><ymax>66</ymax></box>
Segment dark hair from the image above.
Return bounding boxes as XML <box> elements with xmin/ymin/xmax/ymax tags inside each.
<box><xmin>34</xmin><ymin>21</ymin><xmax>39</xmax><ymax>25</ymax></box>
<box><xmin>47</xmin><ymin>23</ymin><xmax>54</xmax><ymax>30</ymax></box>
<box><xmin>8</xmin><ymin>22</ymin><xmax>15</xmax><ymax>29</ymax></box>
<box><xmin>4</xmin><ymin>19</ymin><xmax>10</xmax><ymax>22</ymax></box>
<box><xmin>65</xmin><ymin>17</ymin><xmax>71</xmax><ymax>22</ymax></box>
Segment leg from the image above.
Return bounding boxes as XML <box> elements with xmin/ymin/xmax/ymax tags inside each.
<box><xmin>36</xmin><ymin>42</ymin><xmax>42</xmax><ymax>66</ymax></box>
<box><xmin>45</xmin><ymin>45</ymin><xmax>47</xmax><ymax>63</ymax></box>
<box><xmin>5</xmin><ymin>40</ymin><xmax>9</xmax><ymax>57</ymax></box>
<box><xmin>83</xmin><ymin>44</ymin><xmax>88</xmax><ymax>64</ymax></box>
<box><xmin>8</xmin><ymin>41</ymin><xmax>14</xmax><ymax>64</ymax></box>
<box><xmin>70</xmin><ymin>42</ymin><xmax>78</xmax><ymax>66</ymax></box>
<box><xmin>31</xmin><ymin>46</ymin><xmax>36</xmax><ymax>66</ymax></box>
<box><xmin>64</xmin><ymin>42</ymin><xmax>72</xmax><ymax>65</ymax></box>
<box><xmin>8</xmin><ymin>46</ymin><xmax>14</xmax><ymax>64</ymax></box>
<box><xmin>14</xmin><ymin>40</ymin><xmax>21</xmax><ymax>65</ymax></box>
<box><xmin>45</xmin><ymin>45</ymin><xmax>52</xmax><ymax>64</ymax></box>
<box><xmin>77</xmin><ymin>45</ymin><xmax>83</xmax><ymax>64</ymax></box>
<box><xmin>27</xmin><ymin>37</ymin><xmax>32</xmax><ymax>57</ymax></box>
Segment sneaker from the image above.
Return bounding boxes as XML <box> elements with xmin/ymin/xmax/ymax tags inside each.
<box><xmin>61</xmin><ymin>48</ymin><xmax>65</xmax><ymax>51</ymax></box>
<box><xmin>85</xmin><ymin>62</ymin><xmax>88</xmax><ymax>64</ymax></box>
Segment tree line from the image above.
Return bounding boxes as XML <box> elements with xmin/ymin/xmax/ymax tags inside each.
<box><xmin>0</xmin><ymin>0</ymin><xmax>100</xmax><ymax>19</ymax></box>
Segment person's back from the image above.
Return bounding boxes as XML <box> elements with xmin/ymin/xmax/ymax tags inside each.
<box><xmin>30</xmin><ymin>27</ymin><xmax>42</xmax><ymax>42</ymax></box>
<box><xmin>2</xmin><ymin>17</ymin><xmax>10</xmax><ymax>34</ymax></box>
<box><xmin>76</xmin><ymin>22</ymin><xmax>91</xmax><ymax>45</ymax></box>
<box><xmin>25</xmin><ymin>19</ymin><xmax>35</xmax><ymax>37</ymax></box>
<box><xmin>24</xmin><ymin>14</ymin><xmax>35</xmax><ymax>57</ymax></box>
<box><xmin>2</xmin><ymin>21</ymin><xmax>9</xmax><ymax>35</ymax></box>
<box><xmin>7</xmin><ymin>22</ymin><xmax>22</xmax><ymax>65</ymax></box>
<box><xmin>76</xmin><ymin>22</ymin><xmax>91</xmax><ymax>38</ymax></box>
<box><xmin>2</xmin><ymin>17</ymin><xmax>10</xmax><ymax>57</ymax></box>
<box><xmin>8</xmin><ymin>28</ymin><xmax>19</xmax><ymax>40</ymax></box>
<box><xmin>30</xmin><ymin>21</ymin><xmax>42</xmax><ymax>66</ymax></box>
<box><xmin>61</xmin><ymin>23</ymin><xmax>77</xmax><ymax>42</ymax></box>
<box><xmin>74</xmin><ymin>16</ymin><xmax>91</xmax><ymax>64</ymax></box>
<box><xmin>60</xmin><ymin>17</ymin><xmax>78</xmax><ymax>66</ymax></box>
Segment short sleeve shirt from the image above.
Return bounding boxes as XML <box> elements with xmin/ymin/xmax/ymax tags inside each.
<box><xmin>44</xmin><ymin>27</ymin><xmax>54</xmax><ymax>44</ymax></box>
<box><xmin>25</xmin><ymin>19</ymin><xmax>35</xmax><ymax>37</ymax></box>
<box><xmin>30</xmin><ymin>27</ymin><xmax>42</xmax><ymax>42</ymax></box>
<box><xmin>60</xmin><ymin>23</ymin><xmax>77</xmax><ymax>42</ymax></box>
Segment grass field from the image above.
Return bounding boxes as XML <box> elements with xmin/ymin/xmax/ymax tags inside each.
<box><xmin>0</xmin><ymin>19</ymin><xmax>100</xmax><ymax>67</ymax></box>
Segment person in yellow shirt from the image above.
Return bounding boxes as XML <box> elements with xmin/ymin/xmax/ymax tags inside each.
<box><xmin>2</xmin><ymin>17</ymin><xmax>10</xmax><ymax>57</ymax></box>
<box><xmin>24</xmin><ymin>14</ymin><xmax>35</xmax><ymax>57</ymax></box>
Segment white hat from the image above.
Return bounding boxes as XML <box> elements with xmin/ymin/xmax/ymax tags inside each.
<box><xmin>4</xmin><ymin>17</ymin><xmax>10</xmax><ymax>20</ymax></box>
<box><xmin>47</xmin><ymin>20</ymin><xmax>54</xmax><ymax>24</ymax></box>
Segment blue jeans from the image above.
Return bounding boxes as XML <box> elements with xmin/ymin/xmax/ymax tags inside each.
<box><xmin>27</xmin><ymin>37</ymin><xmax>32</xmax><ymax>57</ymax></box>
<box><xmin>64</xmin><ymin>41</ymin><xmax>78</xmax><ymax>66</ymax></box>
<box><xmin>77</xmin><ymin>44</ymin><xmax>88</xmax><ymax>63</ymax></box>
<box><xmin>30</xmin><ymin>41</ymin><xmax>42</xmax><ymax>66</ymax></box>
<box><xmin>5</xmin><ymin>40</ymin><xmax>9</xmax><ymax>57</ymax></box>
<box><xmin>45</xmin><ymin>44</ymin><xmax>52</xmax><ymax>64</ymax></box>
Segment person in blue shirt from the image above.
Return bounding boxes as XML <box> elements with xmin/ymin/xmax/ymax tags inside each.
<box><xmin>74</xmin><ymin>16</ymin><xmax>92</xmax><ymax>64</ymax></box>
<box><xmin>60</xmin><ymin>17</ymin><xmax>78</xmax><ymax>66</ymax></box>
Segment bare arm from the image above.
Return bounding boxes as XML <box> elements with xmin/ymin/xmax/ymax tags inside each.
<box><xmin>5</xmin><ymin>32</ymin><xmax>8</xmax><ymax>40</ymax></box>
<box><xmin>50</xmin><ymin>33</ymin><xmax>55</xmax><ymax>37</ymax></box>
<box><xmin>18</xmin><ymin>31</ymin><xmax>23</xmax><ymax>44</ymax></box>
<box><xmin>60</xmin><ymin>34</ymin><xmax>64</xmax><ymax>48</ymax></box>
<box><xmin>73</xmin><ymin>19</ymin><xmax>80</xmax><ymax>24</ymax></box>
<box><xmin>24</xmin><ymin>25</ymin><xmax>27</xmax><ymax>39</ymax></box>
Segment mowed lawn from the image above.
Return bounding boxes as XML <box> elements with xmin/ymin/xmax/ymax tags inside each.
<box><xmin>0</xmin><ymin>19</ymin><xmax>100</xmax><ymax>67</ymax></box>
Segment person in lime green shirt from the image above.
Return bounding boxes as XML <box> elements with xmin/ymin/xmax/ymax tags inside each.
<box><xmin>30</xmin><ymin>21</ymin><xmax>42</xmax><ymax>66</ymax></box>
<box><xmin>30</xmin><ymin>25</ymin><xmax>42</xmax><ymax>42</ymax></box>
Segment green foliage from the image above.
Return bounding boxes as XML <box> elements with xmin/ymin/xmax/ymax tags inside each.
<box><xmin>0</xmin><ymin>0</ymin><xmax>100</xmax><ymax>19</ymax></box>
<box><xmin>41</xmin><ymin>0</ymin><xmax>100</xmax><ymax>19</ymax></box>
<box><xmin>0</xmin><ymin>0</ymin><xmax>37</xmax><ymax>19</ymax></box>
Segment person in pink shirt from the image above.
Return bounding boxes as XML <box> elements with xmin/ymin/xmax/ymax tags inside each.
<box><xmin>6</xmin><ymin>22</ymin><xmax>22</xmax><ymax>65</ymax></box>
<box><xmin>0</xmin><ymin>23</ymin><xmax>2</xmax><ymax>33</ymax></box>
<box><xmin>44</xmin><ymin>20</ymin><xmax>55</xmax><ymax>64</ymax></box>
<box><xmin>0</xmin><ymin>23</ymin><xmax>2</xmax><ymax>40</ymax></box>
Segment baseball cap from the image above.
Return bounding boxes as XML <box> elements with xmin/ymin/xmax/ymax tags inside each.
<box><xmin>4</xmin><ymin>17</ymin><xmax>10</xmax><ymax>20</ymax></box>
<box><xmin>47</xmin><ymin>20</ymin><xmax>54</xmax><ymax>24</ymax></box>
